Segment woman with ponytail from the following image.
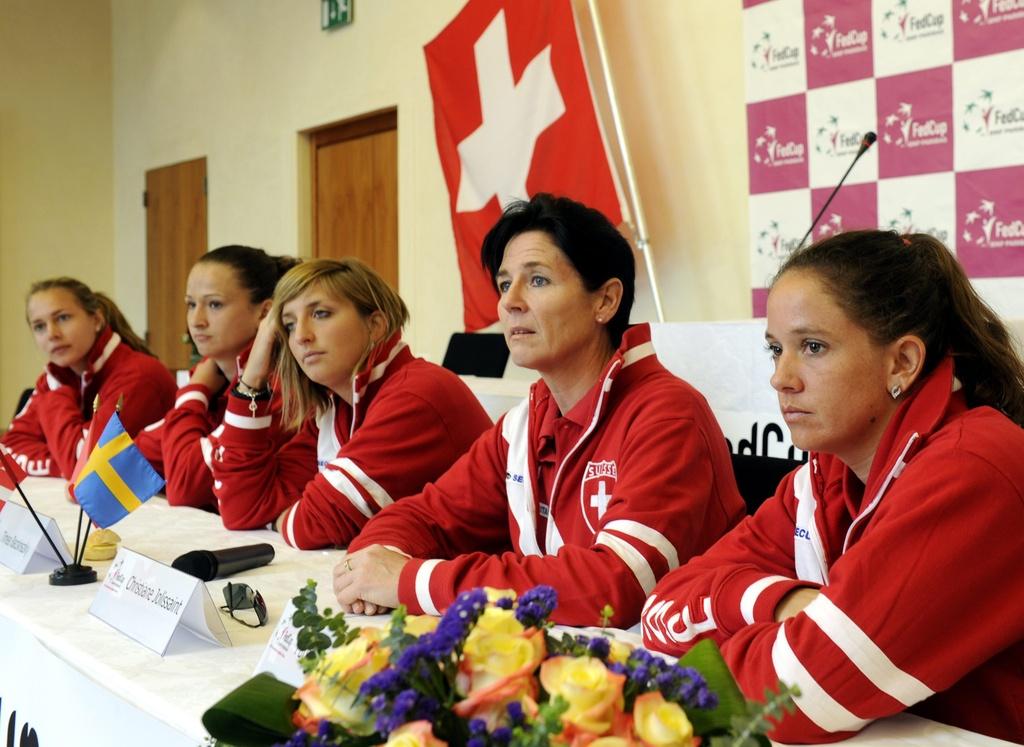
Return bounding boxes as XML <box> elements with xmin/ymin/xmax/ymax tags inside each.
<box><xmin>211</xmin><ymin>258</ymin><xmax>492</xmax><ymax>550</ymax></box>
<box><xmin>2</xmin><ymin>278</ymin><xmax>176</xmax><ymax>478</ymax></box>
<box><xmin>642</xmin><ymin>230</ymin><xmax>1024</xmax><ymax>744</ymax></box>
<box><xmin>136</xmin><ymin>245</ymin><xmax>299</xmax><ymax>509</ymax></box>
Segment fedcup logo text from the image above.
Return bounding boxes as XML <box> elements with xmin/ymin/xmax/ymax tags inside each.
<box><xmin>963</xmin><ymin>199</ymin><xmax>1024</xmax><ymax>249</ymax></box>
<box><xmin>959</xmin><ymin>0</ymin><xmax>1024</xmax><ymax>26</ymax></box>
<box><xmin>884</xmin><ymin>208</ymin><xmax>950</xmax><ymax>243</ymax></box>
<box><xmin>963</xmin><ymin>90</ymin><xmax>1024</xmax><ymax>136</ymax></box>
<box><xmin>809</xmin><ymin>14</ymin><xmax>869</xmax><ymax>57</ymax></box>
<box><xmin>753</xmin><ymin>125</ymin><xmax>806</xmax><ymax>167</ymax></box>
<box><xmin>879</xmin><ymin>2</ymin><xmax>946</xmax><ymax>41</ymax></box>
<box><xmin>882</xmin><ymin>101</ymin><xmax>950</xmax><ymax>147</ymax></box>
<box><xmin>750</xmin><ymin>31</ymin><xmax>800</xmax><ymax>72</ymax></box>
<box><xmin>814</xmin><ymin>115</ymin><xmax>862</xmax><ymax>157</ymax></box>
<box><xmin>756</xmin><ymin>220</ymin><xmax>802</xmax><ymax>260</ymax></box>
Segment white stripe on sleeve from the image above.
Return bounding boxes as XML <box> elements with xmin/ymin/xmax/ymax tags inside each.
<box><xmin>322</xmin><ymin>466</ymin><xmax>375</xmax><ymax>518</ymax></box>
<box><xmin>329</xmin><ymin>457</ymin><xmax>393</xmax><ymax>509</ymax></box>
<box><xmin>415</xmin><ymin>559</ymin><xmax>443</xmax><ymax>615</ymax></box>
<box><xmin>224</xmin><ymin>410</ymin><xmax>272</xmax><ymax>429</ymax></box>
<box><xmin>176</xmin><ymin>390</ymin><xmax>209</xmax><ymax>408</ymax></box>
<box><xmin>740</xmin><ymin>575</ymin><xmax>791</xmax><ymax>624</ymax></box>
<box><xmin>771</xmin><ymin>625</ymin><xmax>871</xmax><ymax>734</ymax></box>
<box><xmin>199</xmin><ymin>436</ymin><xmax>214</xmax><ymax>468</ymax></box>
<box><xmin>804</xmin><ymin>594</ymin><xmax>933</xmax><ymax>707</ymax></box>
<box><xmin>282</xmin><ymin>503</ymin><xmax>299</xmax><ymax>547</ymax></box>
<box><xmin>595</xmin><ymin>531</ymin><xmax>657</xmax><ymax>595</ymax></box>
<box><xmin>602</xmin><ymin>519</ymin><xmax>679</xmax><ymax>569</ymax></box>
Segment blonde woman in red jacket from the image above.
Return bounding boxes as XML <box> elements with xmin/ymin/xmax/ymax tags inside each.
<box><xmin>2</xmin><ymin>278</ymin><xmax>175</xmax><ymax>477</ymax></box>
<box><xmin>334</xmin><ymin>194</ymin><xmax>744</xmax><ymax>627</ymax></box>
<box><xmin>211</xmin><ymin>258</ymin><xmax>492</xmax><ymax>549</ymax></box>
<box><xmin>642</xmin><ymin>230</ymin><xmax>1024</xmax><ymax>744</ymax></box>
<box><xmin>135</xmin><ymin>245</ymin><xmax>298</xmax><ymax>509</ymax></box>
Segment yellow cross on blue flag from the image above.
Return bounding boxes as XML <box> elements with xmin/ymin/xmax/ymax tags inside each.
<box><xmin>74</xmin><ymin>412</ymin><xmax>164</xmax><ymax>528</ymax></box>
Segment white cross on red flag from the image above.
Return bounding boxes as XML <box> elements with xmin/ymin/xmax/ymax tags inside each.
<box><xmin>425</xmin><ymin>0</ymin><xmax>623</xmax><ymax>331</ymax></box>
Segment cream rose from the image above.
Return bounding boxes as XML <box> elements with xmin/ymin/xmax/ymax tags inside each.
<box><xmin>539</xmin><ymin>656</ymin><xmax>625</xmax><ymax>736</ymax></box>
<box><xmin>379</xmin><ymin>720</ymin><xmax>448</xmax><ymax>747</ymax></box>
<box><xmin>293</xmin><ymin>629</ymin><xmax>390</xmax><ymax>735</ymax></box>
<box><xmin>632</xmin><ymin>692</ymin><xmax>694</xmax><ymax>747</ymax></box>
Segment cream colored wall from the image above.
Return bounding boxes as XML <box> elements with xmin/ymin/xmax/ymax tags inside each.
<box><xmin>0</xmin><ymin>2</ymin><xmax>113</xmax><ymax>425</ymax></box>
<box><xmin>109</xmin><ymin>0</ymin><xmax>750</xmax><ymax>372</ymax></box>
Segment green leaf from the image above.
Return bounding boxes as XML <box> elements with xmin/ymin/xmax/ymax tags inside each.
<box><xmin>677</xmin><ymin>639</ymin><xmax>748</xmax><ymax>735</ymax></box>
<box><xmin>202</xmin><ymin>672</ymin><xmax>298</xmax><ymax>747</ymax></box>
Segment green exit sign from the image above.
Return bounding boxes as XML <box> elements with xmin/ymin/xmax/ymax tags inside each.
<box><xmin>321</xmin><ymin>0</ymin><xmax>353</xmax><ymax>30</ymax></box>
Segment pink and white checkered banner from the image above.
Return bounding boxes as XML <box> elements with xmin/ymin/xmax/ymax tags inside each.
<box><xmin>744</xmin><ymin>0</ymin><xmax>1024</xmax><ymax>316</ymax></box>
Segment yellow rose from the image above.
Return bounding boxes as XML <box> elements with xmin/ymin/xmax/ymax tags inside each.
<box><xmin>484</xmin><ymin>587</ymin><xmax>517</xmax><ymax>604</ymax></box>
<box><xmin>607</xmin><ymin>639</ymin><xmax>634</xmax><ymax>665</ymax></box>
<box><xmin>539</xmin><ymin>657</ymin><xmax>625</xmax><ymax>735</ymax></box>
<box><xmin>379</xmin><ymin>720</ymin><xmax>448</xmax><ymax>747</ymax></box>
<box><xmin>460</xmin><ymin>625</ymin><xmax>544</xmax><ymax>692</ymax></box>
<box><xmin>404</xmin><ymin>615</ymin><xmax>440</xmax><ymax>637</ymax></box>
<box><xmin>293</xmin><ymin>630</ymin><xmax>390</xmax><ymax>735</ymax></box>
<box><xmin>454</xmin><ymin>626</ymin><xmax>545</xmax><ymax>728</ymax></box>
<box><xmin>469</xmin><ymin>607</ymin><xmax>525</xmax><ymax>639</ymax></box>
<box><xmin>632</xmin><ymin>692</ymin><xmax>694</xmax><ymax>747</ymax></box>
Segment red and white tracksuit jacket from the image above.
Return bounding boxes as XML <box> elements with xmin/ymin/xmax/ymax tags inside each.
<box><xmin>642</xmin><ymin>357</ymin><xmax>1024</xmax><ymax>744</ymax></box>
<box><xmin>348</xmin><ymin>325</ymin><xmax>745</xmax><ymax>628</ymax></box>
<box><xmin>1</xmin><ymin>327</ymin><xmax>176</xmax><ymax>479</ymax></box>
<box><xmin>135</xmin><ymin>347</ymin><xmax>287</xmax><ymax>510</ymax></box>
<box><xmin>211</xmin><ymin>334</ymin><xmax>492</xmax><ymax>550</ymax></box>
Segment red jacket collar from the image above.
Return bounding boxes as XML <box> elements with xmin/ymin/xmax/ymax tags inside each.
<box><xmin>531</xmin><ymin>323</ymin><xmax>659</xmax><ymax>425</ymax></box>
<box><xmin>339</xmin><ymin>332</ymin><xmax>411</xmax><ymax>435</ymax></box>
<box><xmin>46</xmin><ymin>326</ymin><xmax>120</xmax><ymax>387</ymax></box>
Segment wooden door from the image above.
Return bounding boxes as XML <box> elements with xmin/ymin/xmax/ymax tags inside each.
<box><xmin>145</xmin><ymin>157</ymin><xmax>208</xmax><ymax>371</ymax></box>
<box><xmin>312</xmin><ymin>109</ymin><xmax>398</xmax><ymax>288</ymax></box>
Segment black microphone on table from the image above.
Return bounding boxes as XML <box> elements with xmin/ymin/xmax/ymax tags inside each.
<box><xmin>797</xmin><ymin>130</ymin><xmax>877</xmax><ymax>249</ymax></box>
<box><xmin>172</xmin><ymin>543</ymin><xmax>275</xmax><ymax>581</ymax></box>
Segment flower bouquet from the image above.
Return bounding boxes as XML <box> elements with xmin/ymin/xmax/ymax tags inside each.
<box><xmin>203</xmin><ymin>583</ymin><xmax>796</xmax><ymax>747</ymax></box>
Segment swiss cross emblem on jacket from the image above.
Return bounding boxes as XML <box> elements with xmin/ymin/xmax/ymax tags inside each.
<box><xmin>581</xmin><ymin>459</ymin><xmax>617</xmax><ymax>528</ymax></box>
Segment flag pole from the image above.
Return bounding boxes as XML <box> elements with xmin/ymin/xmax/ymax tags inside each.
<box><xmin>0</xmin><ymin>452</ymin><xmax>69</xmax><ymax>570</ymax></box>
<box><xmin>50</xmin><ymin>394</ymin><xmax>102</xmax><ymax>586</ymax></box>
<box><xmin>584</xmin><ymin>0</ymin><xmax>665</xmax><ymax>323</ymax></box>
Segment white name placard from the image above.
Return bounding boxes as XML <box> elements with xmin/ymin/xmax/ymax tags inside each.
<box><xmin>254</xmin><ymin>599</ymin><xmax>305</xmax><ymax>686</ymax></box>
<box><xmin>0</xmin><ymin>500</ymin><xmax>73</xmax><ymax>574</ymax></box>
<box><xmin>90</xmin><ymin>547</ymin><xmax>231</xmax><ymax>656</ymax></box>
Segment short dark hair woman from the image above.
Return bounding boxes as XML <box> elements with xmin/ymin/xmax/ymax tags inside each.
<box><xmin>335</xmin><ymin>193</ymin><xmax>744</xmax><ymax>626</ymax></box>
<box><xmin>642</xmin><ymin>230</ymin><xmax>1024</xmax><ymax>744</ymax></box>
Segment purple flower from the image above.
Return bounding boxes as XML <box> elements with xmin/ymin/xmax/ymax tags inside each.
<box><xmin>514</xmin><ymin>586</ymin><xmax>558</xmax><ymax>628</ymax></box>
<box><xmin>495</xmin><ymin>597</ymin><xmax>514</xmax><ymax>610</ymax></box>
<box><xmin>469</xmin><ymin>719</ymin><xmax>488</xmax><ymax>736</ymax></box>
<box><xmin>467</xmin><ymin>738</ymin><xmax>486</xmax><ymax>747</ymax></box>
<box><xmin>586</xmin><ymin>636</ymin><xmax>610</xmax><ymax>659</ymax></box>
<box><xmin>506</xmin><ymin>700</ymin><xmax>526</xmax><ymax>726</ymax></box>
<box><xmin>492</xmin><ymin>726</ymin><xmax>512</xmax><ymax>744</ymax></box>
<box><xmin>607</xmin><ymin>661</ymin><xmax>628</xmax><ymax>676</ymax></box>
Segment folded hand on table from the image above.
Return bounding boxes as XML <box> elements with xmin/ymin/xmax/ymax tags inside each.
<box><xmin>333</xmin><ymin>544</ymin><xmax>407</xmax><ymax>616</ymax></box>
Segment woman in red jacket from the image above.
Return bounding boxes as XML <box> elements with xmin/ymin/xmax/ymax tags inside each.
<box><xmin>642</xmin><ymin>230</ymin><xmax>1024</xmax><ymax>744</ymax></box>
<box><xmin>334</xmin><ymin>194</ymin><xmax>744</xmax><ymax>627</ymax></box>
<box><xmin>135</xmin><ymin>245</ymin><xmax>297</xmax><ymax>509</ymax></box>
<box><xmin>2</xmin><ymin>277</ymin><xmax>176</xmax><ymax>478</ymax></box>
<box><xmin>211</xmin><ymin>258</ymin><xmax>492</xmax><ymax>550</ymax></box>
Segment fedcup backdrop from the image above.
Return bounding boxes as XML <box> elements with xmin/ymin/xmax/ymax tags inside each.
<box><xmin>744</xmin><ymin>0</ymin><xmax>1024</xmax><ymax>316</ymax></box>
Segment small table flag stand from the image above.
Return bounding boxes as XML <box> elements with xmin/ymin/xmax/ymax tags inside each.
<box><xmin>49</xmin><ymin>394</ymin><xmax>115</xmax><ymax>586</ymax></box>
<box><xmin>0</xmin><ymin>448</ymin><xmax>70</xmax><ymax>577</ymax></box>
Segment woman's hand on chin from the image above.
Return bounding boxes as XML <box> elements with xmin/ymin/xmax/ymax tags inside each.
<box><xmin>189</xmin><ymin>357</ymin><xmax>227</xmax><ymax>391</ymax></box>
<box><xmin>332</xmin><ymin>545</ymin><xmax>407</xmax><ymax>616</ymax></box>
<box><xmin>239</xmin><ymin>314</ymin><xmax>277</xmax><ymax>389</ymax></box>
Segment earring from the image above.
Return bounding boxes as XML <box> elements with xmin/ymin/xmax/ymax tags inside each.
<box><xmin>596</xmin><ymin>316</ymin><xmax>604</xmax><ymax>323</ymax></box>
<box><xmin>890</xmin><ymin>384</ymin><xmax>902</xmax><ymax>400</ymax></box>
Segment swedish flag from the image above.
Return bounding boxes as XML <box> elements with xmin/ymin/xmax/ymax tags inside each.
<box><xmin>74</xmin><ymin>412</ymin><xmax>164</xmax><ymax>528</ymax></box>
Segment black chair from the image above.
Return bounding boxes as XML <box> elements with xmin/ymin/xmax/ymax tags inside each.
<box><xmin>730</xmin><ymin>453</ymin><xmax>804</xmax><ymax>514</ymax></box>
<box><xmin>441</xmin><ymin>333</ymin><xmax>510</xmax><ymax>377</ymax></box>
<box><xmin>13</xmin><ymin>388</ymin><xmax>33</xmax><ymax>419</ymax></box>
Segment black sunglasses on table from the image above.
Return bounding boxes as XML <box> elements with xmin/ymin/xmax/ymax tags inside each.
<box><xmin>220</xmin><ymin>582</ymin><xmax>268</xmax><ymax>628</ymax></box>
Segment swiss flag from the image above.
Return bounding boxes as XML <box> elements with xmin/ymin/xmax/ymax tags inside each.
<box><xmin>0</xmin><ymin>447</ymin><xmax>28</xmax><ymax>507</ymax></box>
<box><xmin>426</xmin><ymin>0</ymin><xmax>623</xmax><ymax>330</ymax></box>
